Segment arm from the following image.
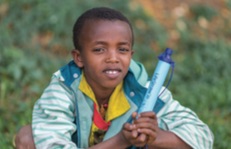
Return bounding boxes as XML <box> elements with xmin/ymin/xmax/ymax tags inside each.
<box><xmin>14</xmin><ymin>123</ymin><xmax>139</xmax><ymax>149</ymax></box>
<box><xmin>88</xmin><ymin>117</ymin><xmax>155</xmax><ymax>149</ymax></box>
<box><xmin>131</xmin><ymin>112</ymin><xmax>191</xmax><ymax>149</ymax></box>
<box><xmin>130</xmin><ymin>91</ymin><xmax>214</xmax><ymax>149</ymax></box>
<box><xmin>147</xmin><ymin>128</ymin><xmax>192</xmax><ymax>149</ymax></box>
<box><xmin>15</xmin><ymin>125</ymin><xmax>36</xmax><ymax>149</ymax></box>
<box><xmin>154</xmin><ymin>89</ymin><xmax>214</xmax><ymax>149</ymax></box>
<box><xmin>32</xmin><ymin>77</ymin><xmax>77</xmax><ymax>148</ymax></box>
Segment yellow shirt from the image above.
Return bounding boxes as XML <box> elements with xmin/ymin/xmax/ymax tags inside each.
<box><xmin>79</xmin><ymin>74</ymin><xmax>130</xmax><ymax>146</ymax></box>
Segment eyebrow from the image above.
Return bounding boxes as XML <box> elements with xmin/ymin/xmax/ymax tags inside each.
<box><xmin>93</xmin><ymin>41</ymin><xmax>131</xmax><ymax>46</ymax></box>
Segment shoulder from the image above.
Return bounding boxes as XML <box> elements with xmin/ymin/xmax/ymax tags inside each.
<box><xmin>51</xmin><ymin>60</ymin><xmax>82</xmax><ymax>87</ymax></box>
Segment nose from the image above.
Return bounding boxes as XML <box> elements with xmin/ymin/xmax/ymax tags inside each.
<box><xmin>105</xmin><ymin>50</ymin><xmax>119</xmax><ymax>63</ymax></box>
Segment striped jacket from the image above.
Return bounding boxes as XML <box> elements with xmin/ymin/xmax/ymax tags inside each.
<box><xmin>32</xmin><ymin>60</ymin><xmax>214</xmax><ymax>149</ymax></box>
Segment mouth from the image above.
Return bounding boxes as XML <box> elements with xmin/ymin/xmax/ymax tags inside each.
<box><xmin>105</xmin><ymin>70</ymin><xmax>120</xmax><ymax>74</ymax></box>
<box><xmin>103</xmin><ymin>69</ymin><xmax>121</xmax><ymax>79</ymax></box>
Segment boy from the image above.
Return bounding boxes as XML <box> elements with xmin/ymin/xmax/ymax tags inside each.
<box><xmin>15</xmin><ymin>7</ymin><xmax>213</xmax><ymax>148</ymax></box>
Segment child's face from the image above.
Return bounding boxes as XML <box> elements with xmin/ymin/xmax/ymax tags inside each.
<box><xmin>72</xmin><ymin>19</ymin><xmax>133</xmax><ymax>92</ymax></box>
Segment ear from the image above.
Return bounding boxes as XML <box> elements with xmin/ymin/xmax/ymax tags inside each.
<box><xmin>72</xmin><ymin>49</ymin><xmax>84</xmax><ymax>68</ymax></box>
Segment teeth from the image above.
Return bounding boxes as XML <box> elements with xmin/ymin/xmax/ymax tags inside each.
<box><xmin>106</xmin><ymin>70</ymin><xmax>118</xmax><ymax>74</ymax></box>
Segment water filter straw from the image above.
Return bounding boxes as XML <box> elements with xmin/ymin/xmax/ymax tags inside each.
<box><xmin>138</xmin><ymin>48</ymin><xmax>175</xmax><ymax>114</ymax></box>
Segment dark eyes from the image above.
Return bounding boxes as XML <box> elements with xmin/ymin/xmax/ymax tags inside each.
<box><xmin>119</xmin><ymin>48</ymin><xmax>130</xmax><ymax>52</ymax></box>
<box><xmin>93</xmin><ymin>48</ymin><xmax>104</xmax><ymax>52</ymax></box>
<box><xmin>92</xmin><ymin>48</ymin><xmax>130</xmax><ymax>53</ymax></box>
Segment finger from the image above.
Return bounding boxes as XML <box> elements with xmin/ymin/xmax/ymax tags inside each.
<box><xmin>135</xmin><ymin>121</ymin><xmax>156</xmax><ymax>130</ymax></box>
<box><xmin>138</xmin><ymin>133</ymin><xmax>147</xmax><ymax>142</ymax></box>
<box><xmin>135</xmin><ymin>116</ymin><xmax>156</xmax><ymax>123</ymax></box>
<box><xmin>131</xmin><ymin>134</ymin><xmax>148</xmax><ymax>147</ymax></box>
<box><xmin>138</xmin><ymin>128</ymin><xmax>157</xmax><ymax>144</ymax></box>
<box><xmin>123</xmin><ymin>123</ymin><xmax>137</xmax><ymax>132</ymax></box>
<box><xmin>132</xmin><ymin>112</ymin><xmax>138</xmax><ymax>120</ymax></box>
<box><xmin>139</xmin><ymin>128</ymin><xmax>156</xmax><ymax>138</ymax></box>
<box><xmin>131</xmin><ymin>129</ymin><xmax>139</xmax><ymax>138</ymax></box>
<box><xmin>134</xmin><ymin>119</ymin><xmax>157</xmax><ymax>130</ymax></box>
<box><xmin>135</xmin><ymin>113</ymin><xmax>158</xmax><ymax>125</ymax></box>
<box><xmin>139</xmin><ymin>111</ymin><xmax>156</xmax><ymax>119</ymax></box>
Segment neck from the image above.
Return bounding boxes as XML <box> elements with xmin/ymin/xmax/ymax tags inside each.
<box><xmin>93</xmin><ymin>88</ymin><xmax>114</xmax><ymax>106</ymax></box>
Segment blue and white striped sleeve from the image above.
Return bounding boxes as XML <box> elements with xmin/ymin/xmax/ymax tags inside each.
<box><xmin>32</xmin><ymin>76</ymin><xmax>77</xmax><ymax>149</ymax></box>
<box><xmin>157</xmin><ymin>89</ymin><xmax>214</xmax><ymax>149</ymax></box>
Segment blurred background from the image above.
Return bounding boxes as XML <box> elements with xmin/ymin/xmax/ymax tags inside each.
<box><xmin>0</xmin><ymin>0</ymin><xmax>230</xmax><ymax>148</ymax></box>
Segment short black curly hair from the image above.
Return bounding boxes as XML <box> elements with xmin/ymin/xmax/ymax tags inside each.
<box><xmin>73</xmin><ymin>7</ymin><xmax>134</xmax><ymax>50</ymax></box>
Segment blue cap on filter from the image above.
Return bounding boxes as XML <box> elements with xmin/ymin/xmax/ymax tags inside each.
<box><xmin>158</xmin><ymin>48</ymin><xmax>175</xmax><ymax>67</ymax></box>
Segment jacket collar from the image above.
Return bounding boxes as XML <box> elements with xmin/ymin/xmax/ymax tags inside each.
<box><xmin>59</xmin><ymin>60</ymin><xmax>164</xmax><ymax>113</ymax></box>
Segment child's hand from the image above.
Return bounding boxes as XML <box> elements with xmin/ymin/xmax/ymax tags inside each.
<box><xmin>120</xmin><ymin>112</ymin><xmax>158</xmax><ymax>147</ymax></box>
<box><xmin>132</xmin><ymin>111</ymin><xmax>158</xmax><ymax>145</ymax></box>
<box><xmin>121</xmin><ymin>121</ymin><xmax>148</xmax><ymax>147</ymax></box>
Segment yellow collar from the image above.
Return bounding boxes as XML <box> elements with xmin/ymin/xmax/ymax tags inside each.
<box><xmin>79</xmin><ymin>74</ymin><xmax>130</xmax><ymax>122</ymax></box>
